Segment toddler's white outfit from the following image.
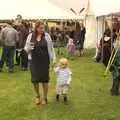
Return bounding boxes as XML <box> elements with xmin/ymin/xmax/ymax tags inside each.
<box><xmin>54</xmin><ymin>67</ymin><xmax>72</xmax><ymax>95</ymax></box>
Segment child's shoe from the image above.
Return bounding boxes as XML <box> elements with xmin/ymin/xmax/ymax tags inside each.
<box><xmin>64</xmin><ymin>96</ymin><xmax>68</xmax><ymax>104</ymax></box>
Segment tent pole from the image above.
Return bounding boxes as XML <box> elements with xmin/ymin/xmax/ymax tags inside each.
<box><xmin>111</xmin><ymin>14</ymin><xmax>113</xmax><ymax>52</ymax></box>
<box><xmin>60</xmin><ymin>20</ymin><xmax>63</xmax><ymax>30</ymax></box>
<box><xmin>101</xmin><ymin>16</ymin><xmax>105</xmax><ymax>62</ymax></box>
<box><xmin>96</xmin><ymin>17</ymin><xmax>99</xmax><ymax>58</ymax></box>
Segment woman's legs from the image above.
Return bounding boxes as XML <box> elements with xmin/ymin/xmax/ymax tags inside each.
<box><xmin>33</xmin><ymin>82</ymin><xmax>48</xmax><ymax>104</ymax></box>
<box><xmin>42</xmin><ymin>83</ymin><xmax>48</xmax><ymax>103</ymax></box>
<box><xmin>33</xmin><ymin>83</ymin><xmax>41</xmax><ymax>105</ymax></box>
<box><xmin>33</xmin><ymin>83</ymin><xmax>40</xmax><ymax>97</ymax></box>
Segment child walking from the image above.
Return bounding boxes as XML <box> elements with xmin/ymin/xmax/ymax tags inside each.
<box><xmin>67</xmin><ymin>35</ymin><xmax>75</xmax><ymax>59</ymax></box>
<box><xmin>54</xmin><ymin>58</ymin><xmax>72</xmax><ymax>104</ymax></box>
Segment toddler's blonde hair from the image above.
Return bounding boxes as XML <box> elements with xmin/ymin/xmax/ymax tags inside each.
<box><xmin>57</xmin><ymin>58</ymin><xmax>69</xmax><ymax>69</ymax></box>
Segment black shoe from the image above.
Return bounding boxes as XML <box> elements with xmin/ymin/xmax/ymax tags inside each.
<box><xmin>56</xmin><ymin>95</ymin><xmax>60</xmax><ymax>102</ymax></box>
<box><xmin>111</xmin><ymin>93</ymin><xmax>119</xmax><ymax>96</ymax></box>
<box><xmin>64</xmin><ymin>96</ymin><xmax>68</xmax><ymax>104</ymax></box>
<box><xmin>0</xmin><ymin>68</ymin><xmax>2</xmax><ymax>72</ymax></box>
<box><xmin>111</xmin><ymin>90</ymin><xmax>119</xmax><ymax>96</ymax></box>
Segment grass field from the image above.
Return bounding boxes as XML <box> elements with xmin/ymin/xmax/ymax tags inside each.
<box><xmin>0</xmin><ymin>50</ymin><xmax>120</xmax><ymax>120</ymax></box>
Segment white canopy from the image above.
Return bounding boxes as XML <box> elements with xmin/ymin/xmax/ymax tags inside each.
<box><xmin>50</xmin><ymin>0</ymin><xmax>97</xmax><ymax>48</ymax></box>
<box><xmin>0</xmin><ymin>0</ymin><xmax>78</xmax><ymax>20</ymax></box>
<box><xmin>90</xmin><ymin>0</ymin><xmax>120</xmax><ymax>17</ymax></box>
<box><xmin>51</xmin><ymin>0</ymin><xmax>120</xmax><ymax>17</ymax></box>
<box><xmin>50</xmin><ymin>0</ymin><xmax>88</xmax><ymax>17</ymax></box>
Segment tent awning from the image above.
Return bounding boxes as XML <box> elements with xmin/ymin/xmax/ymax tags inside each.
<box><xmin>0</xmin><ymin>0</ymin><xmax>80</xmax><ymax>20</ymax></box>
<box><xmin>90</xmin><ymin>0</ymin><xmax>120</xmax><ymax>17</ymax></box>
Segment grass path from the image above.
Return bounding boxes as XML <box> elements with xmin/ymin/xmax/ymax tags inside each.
<box><xmin>0</xmin><ymin>52</ymin><xmax>120</xmax><ymax>120</ymax></box>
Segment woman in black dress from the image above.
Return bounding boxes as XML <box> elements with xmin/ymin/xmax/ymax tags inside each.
<box><xmin>25</xmin><ymin>21</ymin><xmax>55</xmax><ymax>105</ymax></box>
<box><xmin>80</xmin><ymin>23</ymin><xmax>86</xmax><ymax>55</ymax></box>
<box><xmin>70</xmin><ymin>22</ymin><xmax>81</xmax><ymax>56</ymax></box>
<box><xmin>100</xmin><ymin>31</ymin><xmax>112</xmax><ymax>67</ymax></box>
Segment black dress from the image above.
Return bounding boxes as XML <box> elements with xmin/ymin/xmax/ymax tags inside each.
<box><xmin>30</xmin><ymin>39</ymin><xmax>50</xmax><ymax>83</ymax></box>
<box><xmin>80</xmin><ymin>27</ymin><xmax>86</xmax><ymax>50</ymax></box>
<box><xmin>101</xmin><ymin>38</ymin><xmax>112</xmax><ymax>67</ymax></box>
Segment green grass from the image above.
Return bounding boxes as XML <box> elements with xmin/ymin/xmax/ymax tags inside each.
<box><xmin>0</xmin><ymin>49</ymin><xmax>120</xmax><ymax>120</ymax></box>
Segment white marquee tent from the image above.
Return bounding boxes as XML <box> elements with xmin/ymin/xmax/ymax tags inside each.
<box><xmin>1</xmin><ymin>0</ymin><xmax>120</xmax><ymax>47</ymax></box>
<box><xmin>50</xmin><ymin>0</ymin><xmax>120</xmax><ymax>48</ymax></box>
<box><xmin>0</xmin><ymin>0</ymin><xmax>78</xmax><ymax>20</ymax></box>
<box><xmin>90</xmin><ymin>0</ymin><xmax>120</xmax><ymax>43</ymax></box>
<box><xmin>50</xmin><ymin>0</ymin><xmax>88</xmax><ymax>19</ymax></box>
<box><xmin>50</xmin><ymin>0</ymin><xmax>97</xmax><ymax>48</ymax></box>
<box><xmin>90</xmin><ymin>0</ymin><xmax>120</xmax><ymax>17</ymax></box>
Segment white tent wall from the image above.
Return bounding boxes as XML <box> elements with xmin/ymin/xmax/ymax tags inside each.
<box><xmin>84</xmin><ymin>0</ymin><xmax>97</xmax><ymax>48</ymax></box>
<box><xmin>84</xmin><ymin>15</ymin><xmax>96</xmax><ymax>48</ymax></box>
<box><xmin>97</xmin><ymin>18</ymin><xmax>104</xmax><ymax>44</ymax></box>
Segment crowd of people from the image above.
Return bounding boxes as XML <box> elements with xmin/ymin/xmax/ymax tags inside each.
<box><xmin>0</xmin><ymin>15</ymin><xmax>31</xmax><ymax>72</ymax></box>
<box><xmin>50</xmin><ymin>22</ymin><xmax>86</xmax><ymax>56</ymax></box>
<box><xmin>0</xmin><ymin>15</ymin><xmax>86</xmax><ymax>73</ymax></box>
<box><xmin>0</xmin><ymin>15</ymin><xmax>86</xmax><ymax>105</ymax></box>
<box><xmin>1</xmin><ymin>14</ymin><xmax>120</xmax><ymax>106</ymax></box>
<box><xmin>1</xmin><ymin>14</ymin><xmax>120</xmax><ymax>105</ymax></box>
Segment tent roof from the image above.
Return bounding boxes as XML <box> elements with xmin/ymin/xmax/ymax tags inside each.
<box><xmin>50</xmin><ymin>0</ymin><xmax>120</xmax><ymax>17</ymax></box>
<box><xmin>50</xmin><ymin>0</ymin><xmax>88</xmax><ymax>12</ymax></box>
<box><xmin>0</xmin><ymin>0</ymin><xmax>79</xmax><ymax>20</ymax></box>
<box><xmin>50</xmin><ymin>0</ymin><xmax>94</xmax><ymax>17</ymax></box>
<box><xmin>90</xmin><ymin>0</ymin><xmax>120</xmax><ymax>17</ymax></box>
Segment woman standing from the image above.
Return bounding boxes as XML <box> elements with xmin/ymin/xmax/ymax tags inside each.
<box><xmin>24</xmin><ymin>21</ymin><xmax>55</xmax><ymax>105</ymax></box>
<box><xmin>70</xmin><ymin>22</ymin><xmax>81</xmax><ymax>56</ymax></box>
<box><xmin>100</xmin><ymin>32</ymin><xmax>112</xmax><ymax>67</ymax></box>
<box><xmin>79</xmin><ymin>22</ymin><xmax>86</xmax><ymax>56</ymax></box>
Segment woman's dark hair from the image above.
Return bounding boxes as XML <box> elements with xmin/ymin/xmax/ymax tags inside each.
<box><xmin>35</xmin><ymin>21</ymin><xmax>44</xmax><ymax>34</ymax></box>
<box><xmin>104</xmin><ymin>31</ymin><xmax>111</xmax><ymax>37</ymax></box>
<box><xmin>34</xmin><ymin>21</ymin><xmax>45</xmax><ymax>39</ymax></box>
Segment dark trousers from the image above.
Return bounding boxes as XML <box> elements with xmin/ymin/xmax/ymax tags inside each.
<box><xmin>16</xmin><ymin>50</ymin><xmax>20</xmax><ymax>65</ymax></box>
<box><xmin>16</xmin><ymin>49</ymin><xmax>28</xmax><ymax>68</ymax></box>
<box><xmin>111</xmin><ymin>77</ymin><xmax>120</xmax><ymax>95</ymax></box>
<box><xmin>20</xmin><ymin>50</ymin><xmax>28</xmax><ymax>68</ymax></box>
<box><xmin>0</xmin><ymin>47</ymin><xmax>15</xmax><ymax>70</ymax></box>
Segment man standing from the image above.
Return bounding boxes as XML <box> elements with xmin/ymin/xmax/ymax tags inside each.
<box><xmin>0</xmin><ymin>22</ymin><xmax>19</xmax><ymax>72</ymax></box>
<box><xmin>15</xmin><ymin>15</ymin><xmax>29</xmax><ymax>71</ymax></box>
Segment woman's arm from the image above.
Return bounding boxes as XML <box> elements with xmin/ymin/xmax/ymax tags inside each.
<box><xmin>45</xmin><ymin>33</ymin><xmax>56</xmax><ymax>63</ymax></box>
<box><xmin>24</xmin><ymin>33</ymin><xmax>32</xmax><ymax>53</ymax></box>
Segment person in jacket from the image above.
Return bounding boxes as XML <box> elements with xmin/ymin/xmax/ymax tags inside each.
<box><xmin>0</xmin><ymin>21</ymin><xmax>19</xmax><ymax>72</ymax></box>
